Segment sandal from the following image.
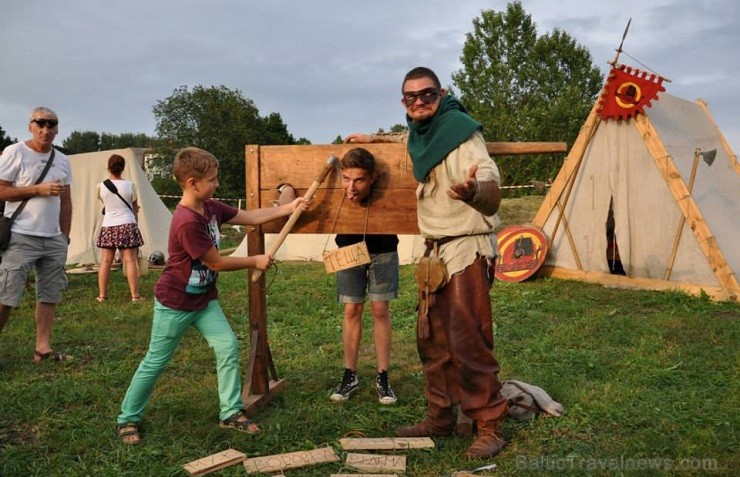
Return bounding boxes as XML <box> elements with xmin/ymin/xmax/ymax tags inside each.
<box><xmin>131</xmin><ymin>296</ymin><xmax>144</xmax><ymax>302</ymax></box>
<box><xmin>33</xmin><ymin>350</ymin><xmax>73</xmax><ymax>363</ymax></box>
<box><xmin>219</xmin><ymin>410</ymin><xmax>260</xmax><ymax>434</ymax></box>
<box><xmin>117</xmin><ymin>422</ymin><xmax>141</xmax><ymax>445</ymax></box>
<box><xmin>96</xmin><ymin>296</ymin><xmax>107</xmax><ymax>303</ymax></box>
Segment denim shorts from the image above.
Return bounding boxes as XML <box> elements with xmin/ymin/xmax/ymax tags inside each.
<box><xmin>336</xmin><ymin>251</ymin><xmax>399</xmax><ymax>304</ymax></box>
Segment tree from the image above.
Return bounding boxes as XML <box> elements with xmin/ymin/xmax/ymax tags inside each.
<box><xmin>62</xmin><ymin>131</ymin><xmax>101</xmax><ymax>154</ymax></box>
<box><xmin>0</xmin><ymin>125</ymin><xmax>16</xmax><ymax>152</ymax></box>
<box><xmin>62</xmin><ymin>130</ymin><xmax>156</xmax><ymax>154</ymax></box>
<box><xmin>332</xmin><ymin>123</ymin><xmax>408</xmax><ymax>144</ymax></box>
<box><xmin>152</xmin><ymin>85</ymin><xmax>301</xmax><ymax>199</ymax></box>
<box><xmin>452</xmin><ymin>1</ymin><xmax>603</xmax><ymax>187</ymax></box>
<box><xmin>100</xmin><ymin>132</ymin><xmax>156</xmax><ymax>151</ymax></box>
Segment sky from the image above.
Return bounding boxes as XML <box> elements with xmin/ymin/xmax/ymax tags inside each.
<box><xmin>2</xmin><ymin>0</ymin><xmax>738</xmax><ymax>153</ymax></box>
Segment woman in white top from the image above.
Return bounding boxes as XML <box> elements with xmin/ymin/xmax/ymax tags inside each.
<box><xmin>95</xmin><ymin>154</ymin><xmax>145</xmax><ymax>302</ymax></box>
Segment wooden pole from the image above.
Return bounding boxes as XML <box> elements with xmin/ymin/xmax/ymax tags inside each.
<box><xmin>664</xmin><ymin>149</ymin><xmax>701</xmax><ymax>280</ymax></box>
<box><xmin>486</xmin><ymin>142</ymin><xmax>566</xmax><ymax>155</ymax></box>
<box><xmin>251</xmin><ymin>155</ymin><xmax>338</xmax><ymax>282</ymax></box>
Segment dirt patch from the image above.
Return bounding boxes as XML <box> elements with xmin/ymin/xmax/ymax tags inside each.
<box><xmin>0</xmin><ymin>422</ymin><xmax>39</xmax><ymax>447</ymax></box>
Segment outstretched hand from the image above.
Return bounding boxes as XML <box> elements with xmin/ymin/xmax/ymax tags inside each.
<box><xmin>446</xmin><ymin>165</ymin><xmax>478</xmax><ymax>202</ymax></box>
<box><xmin>344</xmin><ymin>133</ymin><xmax>373</xmax><ymax>144</ymax></box>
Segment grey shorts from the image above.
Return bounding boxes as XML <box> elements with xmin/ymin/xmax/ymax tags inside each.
<box><xmin>0</xmin><ymin>232</ymin><xmax>69</xmax><ymax>307</ymax></box>
<box><xmin>336</xmin><ymin>251</ymin><xmax>399</xmax><ymax>304</ymax></box>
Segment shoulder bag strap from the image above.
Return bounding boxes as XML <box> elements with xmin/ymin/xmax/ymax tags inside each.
<box><xmin>103</xmin><ymin>179</ymin><xmax>134</xmax><ymax>212</ymax></box>
<box><xmin>9</xmin><ymin>148</ymin><xmax>56</xmax><ymax>221</ymax></box>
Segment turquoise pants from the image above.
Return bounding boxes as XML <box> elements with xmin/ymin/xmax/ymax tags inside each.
<box><xmin>117</xmin><ymin>299</ymin><xmax>244</xmax><ymax>424</ymax></box>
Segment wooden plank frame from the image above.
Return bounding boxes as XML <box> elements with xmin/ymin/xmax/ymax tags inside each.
<box><xmin>242</xmin><ymin>143</ymin><xmax>418</xmax><ymax>413</ymax></box>
<box><xmin>242</xmin><ymin>141</ymin><xmax>568</xmax><ymax>413</ymax></box>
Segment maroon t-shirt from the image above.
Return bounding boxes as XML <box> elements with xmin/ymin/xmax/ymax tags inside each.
<box><xmin>154</xmin><ymin>200</ymin><xmax>238</xmax><ymax>311</ymax></box>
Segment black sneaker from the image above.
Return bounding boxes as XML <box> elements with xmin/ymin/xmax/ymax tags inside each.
<box><xmin>376</xmin><ymin>370</ymin><xmax>397</xmax><ymax>405</ymax></box>
<box><xmin>330</xmin><ymin>368</ymin><xmax>359</xmax><ymax>402</ymax></box>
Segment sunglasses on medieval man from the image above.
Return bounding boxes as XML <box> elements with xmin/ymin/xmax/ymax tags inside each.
<box><xmin>402</xmin><ymin>88</ymin><xmax>440</xmax><ymax>107</ymax></box>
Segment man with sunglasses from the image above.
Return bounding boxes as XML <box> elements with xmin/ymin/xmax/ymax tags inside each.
<box><xmin>0</xmin><ymin>107</ymin><xmax>73</xmax><ymax>363</ymax></box>
<box><xmin>345</xmin><ymin>67</ymin><xmax>508</xmax><ymax>459</ymax></box>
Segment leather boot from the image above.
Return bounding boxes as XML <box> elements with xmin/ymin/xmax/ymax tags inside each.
<box><xmin>463</xmin><ymin>420</ymin><xmax>506</xmax><ymax>459</ymax></box>
<box><xmin>396</xmin><ymin>408</ymin><xmax>455</xmax><ymax>437</ymax></box>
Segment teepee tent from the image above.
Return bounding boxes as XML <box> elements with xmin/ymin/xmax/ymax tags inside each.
<box><xmin>533</xmin><ymin>64</ymin><xmax>739</xmax><ymax>301</ymax></box>
<box><xmin>67</xmin><ymin>148</ymin><xmax>171</xmax><ymax>266</ymax></box>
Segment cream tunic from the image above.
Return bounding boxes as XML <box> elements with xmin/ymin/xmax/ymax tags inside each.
<box><xmin>415</xmin><ymin>130</ymin><xmax>501</xmax><ymax>276</ymax></box>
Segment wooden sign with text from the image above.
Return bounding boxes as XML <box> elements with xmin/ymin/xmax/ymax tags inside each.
<box><xmin>182</xmin><ymin>449</ymin><xmax>246</xmax><ymax>476</ymax></box>
<box><xmin>323</xmin><ymin>242</ymin><xmax>371</xmax><ymax>273</ymax></box>
<box><xmin>339</xmin><ymin>437</ymin><xmax>435</xmax><ymax>450</ymax></box>
<box><xmin>331</xmin><ymin>474</ymin><xmax>398</xmax><ymax>477</ymax></box>
<box><xmin>345</xmin><ymin>453</ymin><xmax>406</xmax><ymax>473</ymax></box>
<box><xmin>243</xmin><ymin>446</ymin><xmax>339</xmax><ymax>474</ymax></box>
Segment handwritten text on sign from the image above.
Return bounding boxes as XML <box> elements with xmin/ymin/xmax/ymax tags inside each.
<box><xmin>323</xmin><ymin>241</ymin><xmax>371</xmax><ymax>273</ymax></box>
<box><xmin>243</xmin><ymin>446</ymin><xmax>339</xmax><ymax>473</ymax></box>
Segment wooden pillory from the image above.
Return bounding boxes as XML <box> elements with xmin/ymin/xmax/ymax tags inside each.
<box><xmin>241</xmin><ymin>141</ymin><xmax>566</xmax><ymax>414</ymax></box>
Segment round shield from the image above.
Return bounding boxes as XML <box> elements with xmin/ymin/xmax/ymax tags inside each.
<box><xmin>495</xmin><ymin>225</ymin><xmax>549</xmax><ymax>282</ymax></box>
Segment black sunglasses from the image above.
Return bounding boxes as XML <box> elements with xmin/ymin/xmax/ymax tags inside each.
<box><xmin>402</xmin><ymin>88</ymin><xmax>440</xmax><ymax>107</ymax></box>
<box><xmin>31</xmin><ymin>118</ymin><xmax>58</xmax><ymax>128</ymax></box>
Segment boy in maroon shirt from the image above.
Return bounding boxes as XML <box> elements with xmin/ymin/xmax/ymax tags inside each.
<box><xmin>116</xmin><ymin>147</ymin><xmax>306</xmax><ymax>444</ymax></box>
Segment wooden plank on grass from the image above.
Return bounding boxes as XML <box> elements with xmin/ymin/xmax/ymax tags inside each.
<box><xmin>345</xmin><ymin>453</ymin><xmax>406</xmax><ymax>473</ymax></box>
<box><xmin>339</xmin><ymin>437</ymin><xmax>434</xmax><ymax>450</ymax></box>
<box><xmin>243</xmin><ymin>446</ymin><xmax>339</xmax><ymax>474</ymax></box>
<box><xmin>331</xmin><ymin>474</ymin><xmax>398</xmax><ymax>477</ymax></box>
<box><xmin>182</xmin><ymin>449</ymin><xmax>246</xmax><ymax>476</ymax></box>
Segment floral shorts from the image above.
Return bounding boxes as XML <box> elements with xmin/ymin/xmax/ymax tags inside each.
<box><xmin>96</xmin><ymin>223</ymin><xmax>144</xmax><ymax>249</ymax></box>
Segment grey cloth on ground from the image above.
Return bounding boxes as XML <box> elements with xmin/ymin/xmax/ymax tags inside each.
<box><xmin>500</xmin><ymin>379</ymin><xmax>564</xmax><ymax>421</ymax></box>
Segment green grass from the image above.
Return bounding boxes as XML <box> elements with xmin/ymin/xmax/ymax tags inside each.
<box><xmin>1</xmin><ymin>196</ymin><xmax>738</xmax><ymax>476</ymax></box>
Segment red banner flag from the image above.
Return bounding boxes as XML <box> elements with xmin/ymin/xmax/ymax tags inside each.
<box><xmin>598</xmin><ymin>64</ymin><xmax>666</xmax><ymax>121</ymax></box>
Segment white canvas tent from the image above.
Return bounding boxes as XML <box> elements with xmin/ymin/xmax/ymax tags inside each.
<box><xmin>534</xmin><ymin>76</ymin><xmax>739</xmax><ymax>301</ymax></box>
<box><xmin>67</xmin><ymin>148</ymin><xmax>171</xmax><ymax>266</ymax></box>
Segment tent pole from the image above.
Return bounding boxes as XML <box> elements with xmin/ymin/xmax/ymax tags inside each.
<box><xmin>634</xmin><ymin>116</ymin><xmax>739</xmax><ymax>297</ymax></box>
<box><xmin>547</xmin><ymin>117</ymin><xmax>602</xmax><ymax>271</ymax></box>
<box><xmin>664</xmin><ymin>149</ymin><xmax>701</xmax><ymax>280</ymax></box>
<box><xmin>534</xmin><ymin>101</ymin><xmax>602</xmax><ymax>227</ymax></box>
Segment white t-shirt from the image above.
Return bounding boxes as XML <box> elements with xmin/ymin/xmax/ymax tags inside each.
<box><xmin>98</xmin><ymin>179</ymin><xmax>138</xmax><ymax>227</ymax></box>
<box><xmin>0</xmin><ymin>142</ymin><xmax>72</xmax><ymax>237</ymax></box>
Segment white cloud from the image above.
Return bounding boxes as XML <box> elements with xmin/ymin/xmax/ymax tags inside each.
<box><xmin>1</xmin><ymin>0</ymin><xmax>737</xmax><ymax>152</ymax></box>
